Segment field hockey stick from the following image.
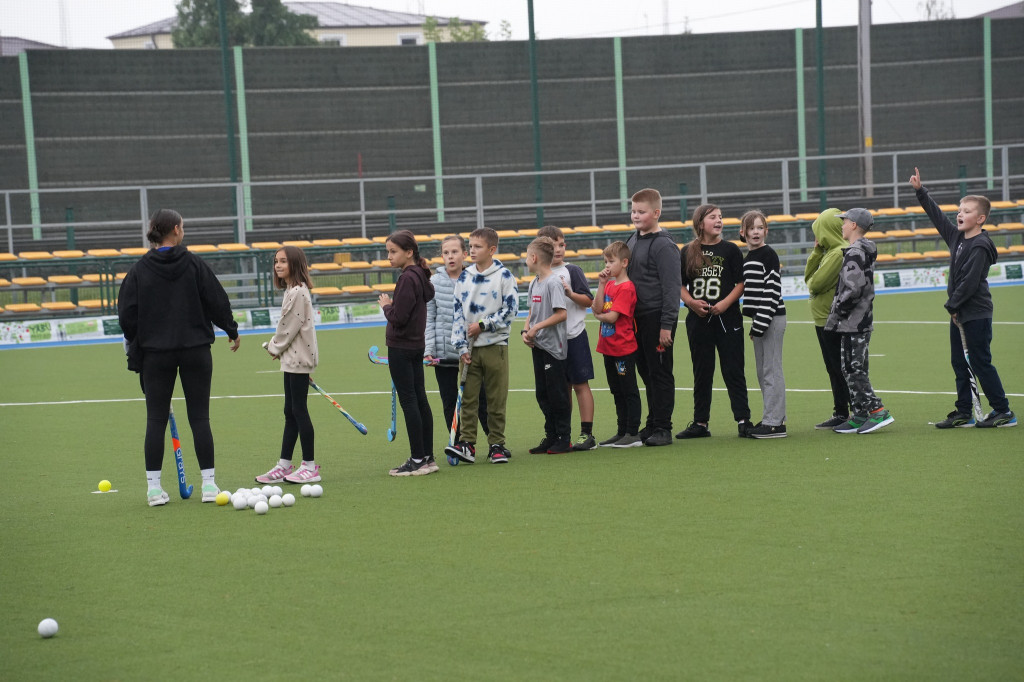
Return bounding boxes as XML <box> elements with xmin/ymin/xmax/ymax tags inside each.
<box><xmin>388</xmin><ymin>381</ymin><xmax>397</xmax><ymax>442</ymax></box>
<box><xmin>954</xmin><ymin>319</ymin><xmax>986</xmax><ymax>422</ymax></box>
<box><xmin>168</xmin><ymin>406</ymin><xmax>193</xmax><ymax>499</ymax></box>
<box><xmin>443</xmin><ymin>345</ymin><xmax>472</xmax><ymax>463</ymax></box>
<box><xmin>367</xmin><ymin>345</ymin><xmax>439</xmax><ymax>366</ymax></box>
<box><xmin>308</xmin><ymin>377</ymin><xmax>368</xmax><ymax>435</ymax></box>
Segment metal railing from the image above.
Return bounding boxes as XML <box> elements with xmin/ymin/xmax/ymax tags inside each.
<box><xmin>4</xmin><ymin>143</ymin><xmax>1022</xmax><ymax>253</ymax></box>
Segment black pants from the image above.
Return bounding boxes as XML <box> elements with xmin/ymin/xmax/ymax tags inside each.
<box><xmin>281</xmin><ymin>371</ymin><xmax>314</xmax><ymax>461</ymax></box>
<box><xmin>141</xmin><ymin>345</ymin><xmax>214</xmax><ymax>472</ymax></box>
<box><xmin>388</xmin><ymin>346</ymin><xmax>434</xmax><ymax>459</ymax></box>
<box><xmin>950</xmin><ymin>318</ymin><xmax>1009</xmax><ymax>414</ymax></box>
<box><xmin>686</xmin><ymin>314</ymin><xmax>750</xmax><ymax>424</ymax></box>
<box><xmin>604</xmin><ymin>354</ymin><xmax>641</xmax><ymax>435</ymax></box>
<box><xmin>532</xmin><ymin>347</ymin><xmax>571</xmax><ymax>440</ymax></box>
<box><xmin>815</xmin><ymin>325</ymin><xmax>850</xmax><ymax>418</ymax></box>
<box><xmin>434</xmin><ymin>364</ymin><xmax>488</xmax><ymax>442</ymax></box>
<box><xmin>633</xmin><ymin>311</ymin><xmax>676</xmax><ymax>430</ymax></box>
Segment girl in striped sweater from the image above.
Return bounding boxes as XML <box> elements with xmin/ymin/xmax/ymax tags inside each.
<box><xmin>740</xmin><ymin>211</ymin><xmax>788</xmax><ymax>438</ymax></box>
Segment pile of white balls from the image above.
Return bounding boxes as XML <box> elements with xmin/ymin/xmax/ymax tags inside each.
<box><xmin>228</xmin><ymin>484</ymin><xmax>322</xmax><ymax>515</ymax></box>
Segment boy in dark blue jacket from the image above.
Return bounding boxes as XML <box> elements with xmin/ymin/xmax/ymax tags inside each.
<box><xmin>910</xmin><ymin>168</ymin><xmax>1015</xmax><ymax>428</ymax></box>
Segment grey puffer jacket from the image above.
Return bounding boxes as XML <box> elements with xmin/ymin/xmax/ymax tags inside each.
<box><xmin>825</xmin><ymin>237</ymin><xmax>877</xmax><ymax>334</ymax></box>
<box><xmin>425</xmin><ymin>267</ymin><xmax>460</xmax><ymax>362</ymax></box>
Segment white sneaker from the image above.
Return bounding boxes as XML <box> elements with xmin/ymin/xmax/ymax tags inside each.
<box><xmin>255</xmin><ymin>463</ymin><xmax>295</xmax><ymax>483</ymax></box>
<box><xmin>201</xmin><ymin>483</ymin><xmax>220</xmax><ymax>502</ymax></box>
<box><xmin>284</xmin><ymin>462</ymin><xmax>321</xmax><ymax>483</ymax></box>
<box><xmin>147</xmin><ymin>488</ymin><xmax>169</xmax><ymax>507</ymax></box>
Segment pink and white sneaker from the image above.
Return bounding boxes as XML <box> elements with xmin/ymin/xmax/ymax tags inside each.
<box><xmin>255</xmin><ymin>463</ymin><xmax>295</xmax><ymax>484</ymax></box>
<box><xmin>284</xmin><ymin>462</ymin><xmax>321</xmax><ymax>484</ymax></box>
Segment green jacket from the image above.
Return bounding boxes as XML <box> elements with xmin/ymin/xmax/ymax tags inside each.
<box><xmin>804</xmin><ymin>208</ymin><xmax>849</xmax><ymax>326</ymax></box>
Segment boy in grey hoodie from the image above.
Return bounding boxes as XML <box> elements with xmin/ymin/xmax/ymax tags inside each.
<box><xmin>824</xmin><ymin>208</ymin><xmax>894</xmax><ymax>434</ymax></box>
<box><xmin>447</xmin><ymin>227</ymin><xmax>519</xmax><ymax>464</ymax></box>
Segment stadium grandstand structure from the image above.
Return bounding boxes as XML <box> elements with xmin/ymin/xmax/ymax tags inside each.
<box><xmin>3</xmin><ymin>205</ymin><xmax>1023</xmax><ymax>319</ymax></box>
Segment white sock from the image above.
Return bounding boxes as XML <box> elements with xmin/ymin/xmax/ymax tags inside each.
<box><xmin>201</xmin><ymin>468</ymin><xmax>216</xmax><ymax>488</ymax></box>
<box><xmin>300</xmin><ymin>460</ymin><xmax>315</xmax><ymax>469</ymax></box>
<box><xmin>146</xmin><ymin>471</ymin><xmax>162</xmax><ymax>492</ymax></box>
<box><xmin>278</xmin><ymin>458</ymin><xmax>292</xmax><ymax>469</ymax></box>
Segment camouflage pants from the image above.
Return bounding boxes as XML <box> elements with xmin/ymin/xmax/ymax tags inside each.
<box><xmin>839</xmin><ymin>332</ymin><xmax>883</xmax><ymax>418</ymax></box>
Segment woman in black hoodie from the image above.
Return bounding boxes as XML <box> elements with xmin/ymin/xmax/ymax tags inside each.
<box><xmin>378</xmin><ymin>230</ymin><xmax>436</xmax><ymax>477</ymax></box>
<box><xmin>118</xmin><ymin>209</ymin><xmax>240</xmax><ymax>507</ymax></box>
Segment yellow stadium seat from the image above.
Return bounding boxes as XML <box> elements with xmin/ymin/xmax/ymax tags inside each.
<box><xmin>885</xmin><ymin>230</ymin><xmax>915</xmax><ymax>239</ymax></box>
<box><xmin>989</xmin><ymin>200</ymin><xmax>1016</xmax><ymax>209</ymax></box>
<box><xmin>722</xmin><ymin>217</ymin><xmax>741</xmax><ymax>226</ymax></box>
<box><xmin>922</xmin><ymin>251</ymin><xmax>949</xmax><ymax>259</ymax></box>
<box><xmin>876</xmin><ymin>208</ymin><xmax>907</xmax><ymax>216</ymax></box>
<box><xmin>495</xmin><ymin>253</ymin><xmax>520</xmax><ymax>262</ymax></box>
<box><xmin>875</xmin><ymin>253</ymin><xmax>897</xmax><ymax>262</ymax></box>
<box><xmin>332</xmin><ymin>252</ymin><xmax>352</xmax><ymax>264</ymax></box>
<box><xmin>995</xmin><ymin>222</ymin><xmax>1024</xmax><ymax>232</ymax></box>
<box><xmin>41</xmin><ymin>301</ymin><xmax>78</xmax><ymax>311</ymax></box>
<box><xmin>996</xmin><ymin>246</ymin><xmax>1011</xmax><ymax>255</ymax></box>
<box><xmin>430</xmin><ymin>233</ymin><xmax>456</xmax><ymax>241</ymax></box>
<box><xmin>371</xmin><ymin>283</ymin><xmax>396</xmax><ymax>293</ymax></box>
<box><xmin>217</xmin><ymin>243</ymin><xmax>250</xmax><ymax>251</ymax></box>
<box><xmin>4</xmin><ymin>303</ymin><xmax>41</xmax><ymax>313</ymax></box>
<box><xmin>312</xmin><ymin>239</ymin><xmax>344</xmax><ymax>247</ymax></box>
<box><xmin>48</xmin><ymin>275</ymin><xmax>83</xmax><ymax>284</ymax></box>
<box><xmin>339</xmin><ymin>237</ymin><xmax>372</xmax><ymax>246</ymax></box>
<box><xmin>583</xmin><ymin>271</ymin><xmax>601</xmax><ymax>281</ymax></box>
<box><xmin>937</xmin><ymin>204</ymin><xmax>958</xmax><ymax>212</ymax></box>
<box><xmin>560</xmin><ymin>228</ymin><xmax>576</xmax><ymax>235</ymax></box>
<box><xmin>282</xmin><ymin>240</ymin><xmax>313</xmax><ymax>248</ymax></box>
<box><xmin>576</xmin><ymin>248</ymin><xmax>604</xmax><ymax>257</ymax></box>
<box><xmin>371</xmin><ymin>259</ymin><xmax>391</xmax><ymax>268</ymax></box>
<box><xmin>574</xmin><ymin>226</ymin><xmax>604</xmax><ymax>234</ymax></box>
<box><xmin>913</xmin><ymin>227</ymin><xmax>940</xmax><ymax>236</ymax></box>
<box><xmin>794</xmin><ymin>213</ymin><xmax>820</xmax><ymax>221</ymax></box>
<box><xmin>766</xmin><ymin>214</ymin><xmax>797</xmax><ymax>223</ymax></box>
<box><xmin>895</xmin><ymin>252</ymin><xmax>925</xmax><ymax>260</ymax></box>
<box><xmin>309</xmin><ymin>263</ymin><xmax>342</xmax><ymax>272</ymax></box>
<box><xmin>414</xmin><ymin>234</ymin><xmax>436</xmax><ymax>243</ymax></box>
<box><xmin>602</xmin><ymin>224</ymin><xmax>633</xmax><ymax>232</ymax></box>
<box><xmin>13</xmin><ymin>276</ymin><xmax>47</xmax><ymax>286</ymax></box>
<box><xmin>372</xmin><ymin>236</ymin><xmax>388</xmax><ymax>244</ymax></box>
<box><xmin>864</xmin><ymin>231</ymin><xmax>886</xmax><ymax>240</ymax></box>
<box><xmin>19</xmin><ymin>251</ymin><xmax>53</xmax><ymax>260</ymax></box>
<box><xmin>660</xmin><ymin>221</ymin><xmax>685</xmax><ymax>229</ymax></box>
<box><xmin>517</xmin><ymin>229</ymin><xmax>540</xmax><ymax>237</ymax></box>
<box><xmin>0</xmin><ymin>278</ymin><xmax>10</xmax><ymax>287</ymax></box>
<box><xmin>53</xmin><ymin>250</ymin><xmax>85</xmax><ymax>258</ymax></box>
<box><xmin>0</xmin><ymin>253</ymin><xmax>17</xmax><ymax>262</ymax></box>
<box><xmin>251</xmin><ymin>241</ymin><xmax>282</xmax><ymax>250</ymax></box>
<box><xmin>428</xmin><ymin>256</ymin><xmax>444</xmax><ymax>265</ymax></box>
<box><xmin>1007</xmin><ymin>244</ymin><xmax>1024</xmax><ymax>253</ymax></box>
<box><xmin>562</xmin><ymin>250</ymin><xmax>578</xmax><ymax>259</ymax></box>
<box><xmin>82</xmin><ymin>274</ymin><xmax>117</xmax><ymax>283</ymax></box>
<box><xmin>518</xmin><ymin>275</ymin><xmax>536</xmax><ymax>285</ymax></box>
<box><xmin>904</xmin><ymin>206</ymin><xmax>927</xmax><ymax>215</ymax></box>
<box><xmin>342</xmin><ymin>261</ymin><xmax>372</xmax><ymax>270</ymax></box>
<box><xmin>120</xmin><ymin>247</ymin><xmax>149</xmax><ymax>256</ymax></box>
<box><xmin>729</xmin><ymin>240</ymin><xmax>745</xmax><ymax>248</ymax></box>
<box><xmin>78</xmin><ymin>299</ymin><xmax>113</xmax><ymax>309</ymax></box>
<box><xmin>87</xmin><ymin>249</ymin><xmax>121</xmax><ymax>257</ymax></box>
<box><xmin>496</xmin><ymin>230</ymin><xmax>518</xmax><ymax>239</ymax></box>
<box><xmin>342</xmin><ymin>285</ymin><xmax>374</xmax><ymax>295</ymax></box>
<box><xmin>187</xmin><ymin>244</ymin><xmax>219</xmax><ymax>253</ymax></box>
<box><xmin>310</xmin><ymin>287</ymin><xmax>343</xmax><ymax>296</ymax></box>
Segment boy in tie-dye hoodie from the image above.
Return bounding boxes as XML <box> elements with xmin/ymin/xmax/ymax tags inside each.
<box><xmin>446</xmin><ymin>227</ymin><xmax>519</xmax><ymax>465</ymax></box>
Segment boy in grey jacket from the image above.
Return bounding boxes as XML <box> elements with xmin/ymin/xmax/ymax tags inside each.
<box><xmin>824</xmin><ymin>208</ymin><xmax>894</xmax><ymax>434</ymax></box>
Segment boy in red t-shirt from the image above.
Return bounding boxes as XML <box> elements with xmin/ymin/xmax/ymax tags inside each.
<box><xmin>593</xmin><ymin>241</ymin><xmax>642</xmax><ymax>447</ymax></box>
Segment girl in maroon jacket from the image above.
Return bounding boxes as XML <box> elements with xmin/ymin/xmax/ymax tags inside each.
<box><xmin>378</xmin><ymin>230</ymin><xmax>436</xmax><ymax>476</ymax></box>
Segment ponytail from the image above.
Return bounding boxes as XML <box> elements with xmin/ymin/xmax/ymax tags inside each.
<box><xmin>146</xmin><ymin>209</ymin><xmax>182</xmax><ymax>245</ymax></box>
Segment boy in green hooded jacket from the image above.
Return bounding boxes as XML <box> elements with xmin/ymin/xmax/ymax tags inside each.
<box><xmin>804</xmin><ymin>208</ymin><xmax>851</xmax><ymax>429</ymax></box>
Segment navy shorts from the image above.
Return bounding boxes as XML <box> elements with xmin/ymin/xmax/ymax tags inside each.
<box><xmin>565</xmin><ymin>330</ymin><xmax>595</xmax><ymax>384</ymax></box>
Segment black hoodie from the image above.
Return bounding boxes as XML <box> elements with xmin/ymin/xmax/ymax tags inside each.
<box><xmin>118</xmin><ymin>245</ymin><xmax>239</xmax><ymax>351</ymax></box>
<box><xmin>383</xmin><ymin>263</ymin><xmax>435</xmax><ymax>350</ymax></box>
<box><xmin>915</xmin><ymin>186</ymin><xmax>998</xmax><ymax>322</ymax></box>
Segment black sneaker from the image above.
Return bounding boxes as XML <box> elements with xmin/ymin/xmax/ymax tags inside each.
<box><xmin>572</xmin><ymin>433</ymin><xmax>597</xmax><ymax>451</ymax></box>
<box><xmin>529</xmin><ymin>436</ymin><xmax>555</xmax><ymax>454</ymax></box>
<box><xmin>976</xmin><ymin>410</ymin><xmax>1017</xmax><ymax>428</ymax></box>
<box><xmin>675</xmin><ymin>422</ymin><xmax>711</xmax><ymax>439</ymax></box>
<box><xmin>935</xmin><ymin>411</ymin><xmax>975</xmax><ymax>429</ymax></box>
<box><xmin>546</xmin><ymin>438</ymin><xmax>573</xmax><ymax>454</ymax></box>
<box><xmin>815</xmin><ymin>414</ymin><xmax>848</xmax><ymax>430</ymax></box>
<box><xmin>643</xmin><ymin>428</ymin><xmax>672</xmax><ymax>447</ymax></box>
<box><xmin>444</xmin><ymin>441</ymin><xmax>475</xmax><ymax>465</ymax></box>
<box><xmin>749</xmin><ymin>423</ymin><xmax>788</xmax><ymax>439</ymax></box>
<box><xmin>638</xmin><ymin>425</ymin><xmax>655</xmax><ymax>443</ymax></box>
<box><xmin>738</xmin><ymin>420</ymin><xmax>754</xmax><ymax>438</ymax></box>
<box><xmin>389</xmin><ymin>458</ymin><xmax>431</xmax><ymax>477</ymax></box>
<box><xmin>598</xmin><ymin>433</ymin><xmax>624</xmax><ymax>447</ymax></box>
<box><xmin>488</xmin><ymin>443</ymin><xmax>511</xmax><ymax>463</ymax></box>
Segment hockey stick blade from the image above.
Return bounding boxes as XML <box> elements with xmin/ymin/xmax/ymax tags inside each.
<box><xmin>169</xmin><ymin>406</ymin><xmax>193</xmax><ymax>499</ymax></box>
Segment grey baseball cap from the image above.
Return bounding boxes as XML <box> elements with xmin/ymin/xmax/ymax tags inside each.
<box><xmin>838</xmin><ymin>207</ymin><xmax>873</xmax><ymax>230</ymax></box>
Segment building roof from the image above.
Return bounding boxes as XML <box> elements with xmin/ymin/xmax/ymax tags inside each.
<box><xmin>1</xmin><ymin>36</ymin><xmax>65</xmax><ymax>56</ymax></box>
<box><xmin>974</xmin><ymin>1</ymin><xmax>1024</xmax><ymax>18</ymax></box>
<box><xmin>107</xmin><ymin>1</ymin><xmax>484</xmax><ymax>40</ymax></box>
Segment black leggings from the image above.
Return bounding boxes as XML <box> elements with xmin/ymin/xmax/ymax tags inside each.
<box><xmin>388</xmin><ymin>346</ymin><xmax>433</xmax><ymax>459</ymax></box>
<box><xmin>281</xmin><ymin>371</ymin><xmax>314</xmax><ymax>461</ymax></box>
<box><xmin>142</xmin><ymin>346</ymin><xmax>214</xmax><ymax>472</ymax></box>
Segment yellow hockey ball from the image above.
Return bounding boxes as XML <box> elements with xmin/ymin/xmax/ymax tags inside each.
<box><xmin>98</xmin><ymin>480</ymin><xmax>111</xmax><ymax>492</ymax></box>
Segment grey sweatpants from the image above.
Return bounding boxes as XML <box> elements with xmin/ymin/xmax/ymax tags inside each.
<box><xmin>752</xmin><ymin>315</ymin><xmax>787</xmax><ymax>426</ymax></box>
<box><xmin>839</xmin><ymin>332</ymin><xmax>884</xmax><ymax>418</ymax></box>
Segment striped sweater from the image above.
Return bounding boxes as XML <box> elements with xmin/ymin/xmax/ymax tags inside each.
<box><xmin>741</xmin><ymin>245</ymin><xmax>786</xmax><ymax>337</ymax></box>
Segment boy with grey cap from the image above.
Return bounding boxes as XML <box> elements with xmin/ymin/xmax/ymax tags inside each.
<box><xmin>824</xmin><ymin>208</ymin><xmax>895</xmax><ymax>434</ymax></box>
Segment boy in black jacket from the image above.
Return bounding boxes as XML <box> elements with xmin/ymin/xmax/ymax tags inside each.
<box><xmin>910</xmin><ymin>168</ymin><xmax>1016</xmax><ymax>428</ymax></box>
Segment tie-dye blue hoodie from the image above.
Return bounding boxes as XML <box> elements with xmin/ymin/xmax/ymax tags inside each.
<box><xmin>451</xmin><ymin>258</ymin><xmax>519</xmax><ymax>354</ymax></box>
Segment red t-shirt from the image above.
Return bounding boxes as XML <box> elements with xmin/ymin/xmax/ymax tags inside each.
<box><xmin>596</xmin><ymin>280</ymin><xmax>637</xmax><ymax>356</ymax></box>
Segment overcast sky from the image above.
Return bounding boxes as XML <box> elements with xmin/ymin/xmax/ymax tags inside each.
<box><xmin>0</xmin><ymin>0</ymin><xmax>1012</xmax><ymax>47</ymax></box>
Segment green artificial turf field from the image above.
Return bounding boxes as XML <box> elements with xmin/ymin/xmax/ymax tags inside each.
<box><xmin>1</xmin><ymin>288</ymin><xmax>1022</xmax><ymax>681</ymax></box>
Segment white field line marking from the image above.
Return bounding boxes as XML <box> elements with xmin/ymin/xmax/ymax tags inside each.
<box><xmin>4</xmin><ymin>386</ymin><xmax>1023</xmax><ymax>408</ymax></box>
